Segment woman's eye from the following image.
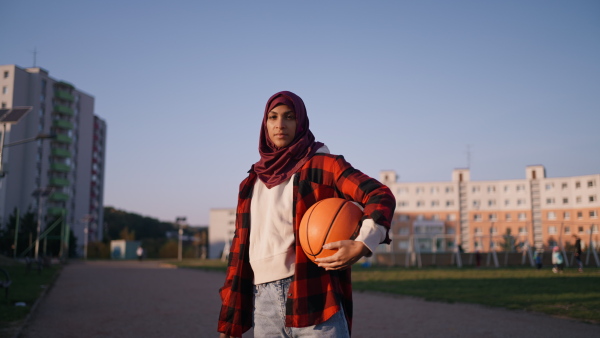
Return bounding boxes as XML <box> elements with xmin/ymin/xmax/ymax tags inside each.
<box><xmin>268</xmin><ymin>115</ymin><xmax>277</xmax><ymax>120</ymax></box>
<box><xmin>286</xmin><ymin>114</ymin><xmax>296</xmax><ymax>120</ymax></box>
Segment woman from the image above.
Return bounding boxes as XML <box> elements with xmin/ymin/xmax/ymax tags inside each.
<box><xmin>218</xmin><ymin>91</ymin><xmax>395</xmax><ymax>337</ymax></box>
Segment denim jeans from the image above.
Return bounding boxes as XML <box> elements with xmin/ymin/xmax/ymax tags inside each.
<box><xmin>253</xmin><ymin>276</ymin><xmax>350</xmax><ymax>338</ymax></box>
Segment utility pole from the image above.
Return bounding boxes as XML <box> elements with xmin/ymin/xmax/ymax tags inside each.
<box><xmin>176</xmin><ymin>217</ymin><xmax>186</xmax><ymax>261</ymax></box>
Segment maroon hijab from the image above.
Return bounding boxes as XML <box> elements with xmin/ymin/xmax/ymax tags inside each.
<box><xmin>253</xmin><ymin>91</ymin><xmax>324</xmax><ymax>188</ymax></box>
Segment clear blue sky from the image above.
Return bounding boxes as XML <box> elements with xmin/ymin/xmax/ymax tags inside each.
<box><xmin>1</xmin><ymin>1</ymin><xmax>599</xmax><ymax>226</ymax></box>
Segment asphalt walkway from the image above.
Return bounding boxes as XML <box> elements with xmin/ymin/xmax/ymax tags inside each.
<box><xmin>19</xmin><ymin>261</ymin><xmax>598</xmax><ymax>338</ymax></box>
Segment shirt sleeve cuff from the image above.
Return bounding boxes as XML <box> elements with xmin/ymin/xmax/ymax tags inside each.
<box><xmin>354</xmin><ymin>219</ymin><xmax>387</xmax><ymax>257</ymax></box>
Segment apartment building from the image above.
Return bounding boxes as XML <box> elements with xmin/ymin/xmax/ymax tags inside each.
<box><xmin>208</xmin><ymin>165</ymin><xmax>599</xmax><ymax>260</ymax></box>
<box><xmin>380</xmin><ymin>165</ymin><xmax>600</xmax><ymax>253</ymax></box>
<box><xmin>0</xmin><ymin>64</ymin><xmax>107</xmax><ymax>254</ymax></box>
<box><xmin>209</xmin><ymin>208</ymin><xmax>236</xmax><ymax>259</ymax></box>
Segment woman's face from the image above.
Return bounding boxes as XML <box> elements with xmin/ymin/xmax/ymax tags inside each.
<box><xmin>267</xmin><ymin>104</ymin><xmax>297</xmax><ymax>148</ymax></box>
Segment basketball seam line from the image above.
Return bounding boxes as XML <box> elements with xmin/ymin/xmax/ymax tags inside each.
<box><xmin>312</xmin><ymin>200</ymin><xmax>346</xmax><ymax>257</ymax></box>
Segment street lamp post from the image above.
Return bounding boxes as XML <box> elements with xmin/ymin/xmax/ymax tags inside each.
<box><xmin>33</xmin><ymin>187</ymin><xmax>54</xmax><ymax>260</ymax></box>
<box><xmin>176</xmin><ymin>217</ymin><xmax>186</xmax><ymax>261</ymax></box>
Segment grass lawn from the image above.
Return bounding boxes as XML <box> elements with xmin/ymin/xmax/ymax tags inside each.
<box><xmin>0</xmin><ymin>262</ymin><xmax>61</xmax><ymax>338</ymax></box>
<box><xmin>177</xmin><ymin>259</ymin><xmax>600</xmax><ymax>323</ymax></box>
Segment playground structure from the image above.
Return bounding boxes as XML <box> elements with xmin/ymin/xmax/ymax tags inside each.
<box><xmin>9</xmin><ymin>208</ymin><xmax>71</xmax><ymax>262</ymax></box>
<box><xmin>374</xmin><ymin>223</ymin><xmax>600</xmax><ymax>268</ymax></box>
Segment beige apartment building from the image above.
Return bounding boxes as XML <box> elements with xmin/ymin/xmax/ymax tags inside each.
<box><xmin>380</xmin><ymin>165</ymin><xmax>599</xmax><ymax>254</ymax></box>
<box><xmin>0</xmin><ymin>64</ymin><xmax>107</xmax><ymax>256</ymax></box>
<box><xmin>209</xmin><ymin>165</ymin><xmax>599</xmax><ymax>262</ymax></box>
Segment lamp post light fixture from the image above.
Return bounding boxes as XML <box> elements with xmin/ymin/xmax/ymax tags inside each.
<box><xmin>176</xmin><ymin>217</ymin><xmax>187</xmax><ymax>261</ymax></box>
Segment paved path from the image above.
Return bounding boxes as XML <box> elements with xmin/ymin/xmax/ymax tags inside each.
<box><xmin>19</xmin><ymin>261</ymin><xmax>598</xmax><ymax>338</ymax></box>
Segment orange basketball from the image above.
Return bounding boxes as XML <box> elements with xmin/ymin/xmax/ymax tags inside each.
<box><xmin>299</xmin><ymin>198</ymin><xmax>363</xmax><ymax>264</ymax></box>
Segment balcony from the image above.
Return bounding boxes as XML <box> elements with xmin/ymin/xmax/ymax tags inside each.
<box><xmin>49</xmin><ymin>191</ymin><xmax>69</xmax><ymax>202</ymax></box>
<box><xmin>53</xmin><ymin>105</ymin><xmax>74</xmax><ymax>116</ymax></box>
<box><xmin>55</xmin><ymin>133</ymin><xmax>73</xmax><ymax>144</ymax></box>
<box><xmin>49</xmin><ymin>177</ymin><xmax>70</xmax><ymax>187</ymax></box>
<box><xmin>53</xmin><ymin>119</ymin><xmax>73</xmax><ymax>129</ymax></box>
<box><xmin>56</xmin><ymin>81</ymin><xmax>75</xmax><ymax>90</ymax></box>
<box><xmin>51</xmin><ymin>148</ymin><xmax>71</xmax><ymax>158</ymax></box>
<box><xmin>55</xmin><ymin>90</ymin><xmax>74</xmax><ymax>102</ymax></box>
<box><xmin>48</xmin><ymin>207</ymin><xmax>67</xmax><ymax>216</ymax></box>
<box><xmin>50</xmin><ymin>162</ymin><xmax>70</xmax><ymax>172</ymax></box>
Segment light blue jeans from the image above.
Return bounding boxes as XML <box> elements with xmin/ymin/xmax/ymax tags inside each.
<box><xmin>253</xmin><ymin>276</ymin><xmax>350</xmax><ymax>338</ymax></box>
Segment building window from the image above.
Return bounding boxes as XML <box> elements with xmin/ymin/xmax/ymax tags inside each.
<box><xmin>590</xmin><ymin>195</ymin><xmax>597</xmax><ymax>202</ymax></box>
<box><xmin>1</xmin><ymin>86</ymin><xmax>6</xmax><ymax>94</ymax></box>
<box><xmin>430</xmin><ymin>187</ymin><xmax>439</xmax><ymax>194</ymax></box>
<box><xmin>416</xmin><ymin>187</ymin><xmax>423</xmax><ymax>194</ymax></box>
<box><xmin>474</xmin><ymin>227</ymin><xmax>482</xmax><ymax>235</ymax></box>
<box><xmin>590</xmin><ymin>210</ymin><xmax>598</xmax><ymax>219</ymax></box>
<box><xmin>561</xmin><ymin>182</ymin><xmax>568</xmax><ymax>189</ymax></box>
<box><xmin>398</xmin><ymin>227</ymin><xmax>409</xmax><ymax>235</ymax></box>
<box><xmin>504</xmin><ymin>199</ymin><xmax>510</xmax><ymax>206</ymax></box>
<box><xmin>487</xmin><ymin>186</ymin><xmax>496</xmax><ymax>193</ymax></box>
<box><xmin>518</xmin><ymin>227</ymin><xmax>527</xmax><ymax>234</ymax></box>
<box><xmin>431</xmin><ymin>200</ymin><xmax>440</xmax><ymax>207</ymax></box>
<box><xmin>575</xmin><ymin>181</ymin><xmax>581</xmax><ymax>188</ymax></box>
<box><xmin>491</xmin><ymin>227</ymin><xmax>498</xmax><ymax>235</ymax></box>
<box><xmin>445</xmin><ymin>186</ymin><xmax>453</xmax><ymax>193</ymax></box>
<box><xmin>416</xmin><ymin>201</ymin><xmax>424</xmax><ymax>207</ymax></box>
<box><xmin>398</xmin><ymin>201</ymin><xmax>408</xmax><ymax>207</ymax></box>
<box><xmin>447</xmin><ymin>214</ymin><xmax>456</xmax><ymax>221</ymax></box>
<box><xmin>1</xmin><ymin>102</ymin><xmax>5</xmax><ymax>108</ymax></box>
<box><xmin>589</xmin><ymin>180</ymin><xmax>596</xmax><ymax>188</ymax></box>
<box><xmin>489</xmin><ymin>213</ymin><xmax>497</xmax><ymax>221</ymax></box>
<box><xmin>399</xmin><ymin>214</ymin><xmax>410</xmax><ymax>221</ymax></box>
<box><xmin>472</xmin><ymin>186</ymin><xmax>480</xmax><ymax>193</ymax></box>
<box><xmin>516</xmin><ymin>184</ymin><xmax>525</xmax><ymax>192</ymax></box>
<box><xmin>517</xmin><ymin>199</ymin><xmax>526</xmax><ymax>206</ymax></box>
<box><xmin>488</xmin><ymin>199</ymin><xmax>496</xmax><ymax>207</ymax></box>
<box><xmin>548</xmin><ymin>211</ymin><xmax>556</xmax><ymax>220</ymax></box>
<box><xmin>504</xmin><ymin>185</ymin><xmax>509</xmax><ymax>192</ymax></box>
<box><xmin>417</xmin><ymin>214</ymin><xmax>424</xmax><ymax>220</ymax></box>
<box><xmin>577</xmin><ymin>211</ymin><xmax>583</xmax><ymax>219</ymax></box>
<box><xmin>546</xmin><ymin>198</ymin><xmax>555</xmax><ymax>204</ymax></box>
<box><xmin>549</xmin><ymin>226</ymin><xmax>557</xmax><ymax>234</ymax></box>
<box><xmin>397</xmin><ymin>187</ymin><xmax>408</xmax><ymax>194</ymax></box>
<box><xmin>576</xmin><ymin>196</ymin><xmax>582</xmax><ymax>203</ymax></box>
<box><xmin>563</xmin><ymin>197</ymin><xmax>569</xmax><ymax>204</ymax></box>
<box><xmin>564</xmin><ymin>211</ymin><xmax>570</xmax><ymax>220</ymax></box>
<box><xmin>545</xmin><ymin>183</ymin><xmax>554</xmax><ymax>190</ymax></box>
<box><xmin>505</xmin><ymin>213</ymin><xmax>512</xmax><ymax>221</ymax></box>
<box><xmin>474</xmin><ymin>214</ymin><xmax>482</xmax><ymax>222</ymax></box>
<box><xmin>578</xmin><ymin>226</ymin><xmax>584</xmax><ymax>233</ymax></box>
<box><xmin>3</xmin><ymin>71</ymin><xmax>8</xmax><ymax>78</ymax></box>
<box><xmin>445</xmin><ymin>200</ymin><xmax>454</xmax><ymax>207</ymax></box>
<box><xmin>565</xmin><ymin>226</ymin><xmax>571</xmax><ymax>234</ymax></box>
<box><xmin>518</xmin><ymin>213</ymin><xmax>526</xmax><ymax>221</ymax></box>
<box><xmin>432</xmin><ymin>214</ymin><xmax>440</xmax><ymax>220</ymax></box>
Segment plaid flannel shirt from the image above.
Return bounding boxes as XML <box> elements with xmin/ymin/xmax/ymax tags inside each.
<box><xmin>218</xmin><ymin>154</ymin><xmax>395</xmax><ymax>337</ymax></box>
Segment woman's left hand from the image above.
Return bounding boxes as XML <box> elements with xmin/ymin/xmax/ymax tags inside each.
<box><xmin>315</xmin><ymin>240</ymin><xmax>370</xmax><ymax>270</ymax></box>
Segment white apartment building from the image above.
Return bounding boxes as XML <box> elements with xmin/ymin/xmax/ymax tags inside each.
<box><xmin>0</xmin><ymin>64</ymin><xmax>107</xmax><ymax>255</ymax></box>
<box><xmin>380</xmin><ymin>165</ymin><xmax>600</xmax><ymax>253</ymax></box>
<box><xmin>209</xmin><ymin>165</ymin><xmax>599</xmax><ymax>260</ymax></box>
<box><xmin>209</xmin><ymin>208</ymin><xmax>236</xmax><ymax>259</ymax></box>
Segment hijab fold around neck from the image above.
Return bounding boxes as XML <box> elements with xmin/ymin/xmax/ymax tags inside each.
<box><xmin>253</xmin><ymin>91</ymin><xmax>324</xmax><ymax>188</ymax></box>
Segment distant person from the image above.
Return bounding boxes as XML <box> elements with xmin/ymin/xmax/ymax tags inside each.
<box><xmin>573</xmin><ymin>235</ymin><xmax>583</xmax><ymax>272</ymax></box>
<box><xmin>534</xmin><ymin>250</ymin><xmax>543</xmax><ymax>269</ymax></box>
<box><xmin>217</xmin><ymin>91</ymin><xmax>396</xmax><ymax>337</ymax></box>
<box><xmin>137</xmin><ymin>246</ymin><xmax>144</xmax><ymax>261</ymax></box>
<box><xmin>475</xmin><ymin>249</ymin><xmax>481</xmax><ymax>267</ymax></box>
<box><xmin>551</xmin><ymin>246</ymin><xmax>563</xmax><ymax>273</ymax></box>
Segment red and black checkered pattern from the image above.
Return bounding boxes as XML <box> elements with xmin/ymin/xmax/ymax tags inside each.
<box><xmin>218</xmin><ymin>154</ymin><xmax>395</xmax><ymax>337</ymax></box>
